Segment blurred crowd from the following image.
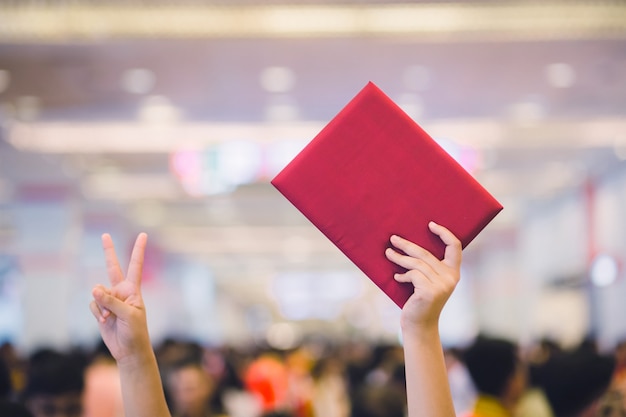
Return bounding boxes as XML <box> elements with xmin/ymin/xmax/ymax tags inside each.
<box><xmin>1</xmin><ymin>333</ymin><xmax>626</xmax><ymax>417</ymax></box>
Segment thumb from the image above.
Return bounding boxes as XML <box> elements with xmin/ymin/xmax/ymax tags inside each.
<box><xmin>92</xmin><ymin>286</ymin><xmax>131</xmax><ymax>319</ymax></box>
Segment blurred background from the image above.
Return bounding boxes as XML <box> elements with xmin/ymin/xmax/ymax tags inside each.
<box><xmin>0</xmin><ymin>0</ymin><xmax>625</xmax><ymax>355</ymax></box>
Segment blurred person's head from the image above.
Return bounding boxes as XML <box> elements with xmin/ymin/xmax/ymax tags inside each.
<box><xmin>463</xmin><ymin>335</ymin><xmax>527</xmax><ymax>409</ymax></box>
<box><xmin>576</xmin><ymin>335</ymin><xmax>599</xmax><ymax>354</ymax></box>
<box><xmin>614</xmin><ymin>339</ymin><xmax>626</xmax><ymax>368</ymax></box>
<box><xmin>350</xmin><ymin>383</ymin><xmax>406</xmax><ymax>417</ymax></box>
<box><xmin>165</xmin><ymin>357</ymin><xmax>214</xmax><ymax>417</ymax></box>
<box><xmin>23</xmin><ymin>349</ymin><xmax>86</xmax><ymax>417</ymax></box>
<box><xmin>534</xmin><ymin>348</ymin><xmax>615</xmax><ymax>417</ymax></box>
<box><xmin>528</xmin><ymin>337</ymin><xmax>562</xmax><ymax>366</ymax></box>
<box><xmin>311</xmin><ymin>355</ymin><xmax>345</xmax><ymax>381</ymax></box>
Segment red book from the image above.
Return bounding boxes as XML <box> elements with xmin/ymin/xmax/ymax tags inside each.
<box><xmin>271</xmin><ymin>82</ymin><xmax>503</xmax><ymax>308</ymax></box>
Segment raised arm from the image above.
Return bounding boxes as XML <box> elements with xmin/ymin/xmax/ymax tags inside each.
<box><xmin>385</xmin><ymin>221</ymin><xmax>462</xmax><ymax>417</ymax></box>
<box><xmin>89</xmin><ymin>233</ymin><xmax>171</xmax><ymax>417</ymax></box>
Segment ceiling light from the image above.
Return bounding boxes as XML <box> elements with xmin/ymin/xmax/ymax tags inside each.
<box><xmin>81</xmin><ymin>173</ymin><xmax>182</xmax><ymax>200</ymax></box>
<box><xmin>6</xmin><ymin>122</ymin><xmax>323</xmax><ymax>153</ymax></box>
<box><xmin>264</xmin><ymin>99</ymin><xmax>299</xmax><ymax>122</ymax></box>
<box><xmin>138</xmin><ymin>95</ymin><xmax>181</xmax><ymax>124</ymax></box>
<box><xmin>260</xmin><ymin>66</ymin><xmax>295</xmax><ymax>93</ymax></box>
<box><xmin>9</xmin><ymin>119</ymin><xmax>626</xmax><ymax>155</ymax></box>
<box><xmin>1</xmin><ymin>4</ymin><xmax>625</xmax><ymax>41</ymax></box>
<box><xmin>546</xmin><ymin>63</ymin><xmax>575</xmax><ymax>88</ymax></box>
<box><xmin>121</xmin><ymin>68</ymin><xmax>156</xmax><ymax>95</ymax></box>
<box><xmin>508</xmin><ymin>98</ymin><xmax>546</xmax><ymax>126</ymax></box>
<box><xmin>590</xmin><ymin>253</ymin><xmax>619</xmax><ymax>287</ymax></box>
<box><xmin>266</xmin><ymin>322</ymin><xmax>300</xmax><ymax>350</ymax></box>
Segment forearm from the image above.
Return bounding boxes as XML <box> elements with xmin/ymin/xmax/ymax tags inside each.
<box><xmin>402</xmin><ymin>325</ymin><xmax>456</xmax><ymax>417</ymax></box>
<box><xmin>117</xmin><ymin>350</ymin><xmax>171</xmax><ymax>417</ymax></box>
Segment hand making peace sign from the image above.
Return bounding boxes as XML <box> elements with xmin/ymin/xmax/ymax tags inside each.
<box><xmin>89</xmin><ymin>232</ymin><xmax>152</xmax><ymax>364</ymax></box>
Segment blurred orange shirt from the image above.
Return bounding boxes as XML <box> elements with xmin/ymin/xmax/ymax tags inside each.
<box><xmin>243</xmin><ymin>354</ymin><xmax>290</xmax><ymax>412</ymax></box>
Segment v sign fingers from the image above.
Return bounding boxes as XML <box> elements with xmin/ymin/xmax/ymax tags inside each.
<box><xmin>126</xmin><ymin>233</ymin><xmax>147</xmax><ymax>287</ymax></box>
<box><xmin>97</xmin><ymin>233</ymin><xmax>148</xmax><ymax>322</ymax></box>
<box><xmin>102</xmin><ymin>233</ymin><xmax>125</xmax><ymax>287</ymax></box>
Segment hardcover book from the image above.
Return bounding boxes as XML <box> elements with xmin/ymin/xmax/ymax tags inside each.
<box><xmin>271</xmin><ymin>82</ymin><xmax>503</xmax><ymax>307</ymax></box>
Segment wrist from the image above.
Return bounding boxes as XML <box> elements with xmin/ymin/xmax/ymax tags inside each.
<box><xmin>116</xmin><ymin>347</ymin><xmax>157</xmax><ymax>371</ymax></box>
<box><xmin>401</xmin><ymin>320</ymin><xmax>440</xmax><ymax>344</ymax></box>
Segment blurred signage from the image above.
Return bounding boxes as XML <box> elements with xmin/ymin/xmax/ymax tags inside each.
<box><xmin>169</xmin><ymin>137</ymin><xmax>477</xmax><ymax>196</ymax></box>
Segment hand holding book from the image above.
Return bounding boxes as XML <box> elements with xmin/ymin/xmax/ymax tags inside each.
<box><xmin>272</xmin><ymin>81</ymin><xmax>502</xmax><ymax>307</ymax></box>
<box><xmin>385</xmin><ymin>221</ymin><xmax>462</xmax><ymax>332</ymax></box>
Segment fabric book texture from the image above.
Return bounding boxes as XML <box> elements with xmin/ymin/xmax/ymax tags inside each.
<box><xmin>271</xmin><ymin>81</ymin><xmax>503</xmax><ymax>308</ymax></box>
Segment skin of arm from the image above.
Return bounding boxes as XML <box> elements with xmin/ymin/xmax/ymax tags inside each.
<box><xmin>89</xmin><ymin>233</ymin><xmax>171</xmax><ymax>417</ymax></box>
<box><xmin>385</xmin><ymin>221</ymin><xmax>461</xmax><ymax>417</ymax></box>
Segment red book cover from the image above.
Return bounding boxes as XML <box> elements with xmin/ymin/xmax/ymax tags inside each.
<box><xmin>271</xmin><ymin>82</ymin><xmax>503</xmax><ymax>308</ymax></box>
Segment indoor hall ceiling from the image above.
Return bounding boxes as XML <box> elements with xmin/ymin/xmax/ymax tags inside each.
<box><xmin>0</xmin><ymin>1</ymin><xmax>626</xmax><ymax>291</ymax></box>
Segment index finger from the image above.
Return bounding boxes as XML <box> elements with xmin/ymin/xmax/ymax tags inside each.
<box><xmin>102</xmin><ymin>233</ymin><xmax>124</xmax><ymax>286</ymax></box>
<box><xmin>126</xmin><ymin>232</ymin><xmax>148</xmax><ymax>286</ymax></box>
<box><xmin>428</xmin><ymin>221</ymin><xmax>462</xmax><ymax>269</ymax></box>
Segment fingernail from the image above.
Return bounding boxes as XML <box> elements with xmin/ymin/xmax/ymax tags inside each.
<box><xmin>93</xmin><ymin>287</ymin><xmax>103</xmax><ymax>298</ymax></box>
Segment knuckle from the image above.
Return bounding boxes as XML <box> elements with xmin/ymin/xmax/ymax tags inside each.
<box><xmin>405</xmin><ymin>269</ymin><xmax>422</xmax><ymax>281</ymax></box>
<box><xmin>410</xmin><ymin>258</ymin><xmax>426</xmax><ymax>270</ymax></box>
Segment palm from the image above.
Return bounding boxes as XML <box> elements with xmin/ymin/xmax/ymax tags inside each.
<box><xmin>99</xmin><ymin>284</ymin><xmax>139</xmax><ymax>352</ymax></box>
<box><xmin>400</xmin><ymin>272</ymin><xmax>454</xmax><ymax>330</ymax></box>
